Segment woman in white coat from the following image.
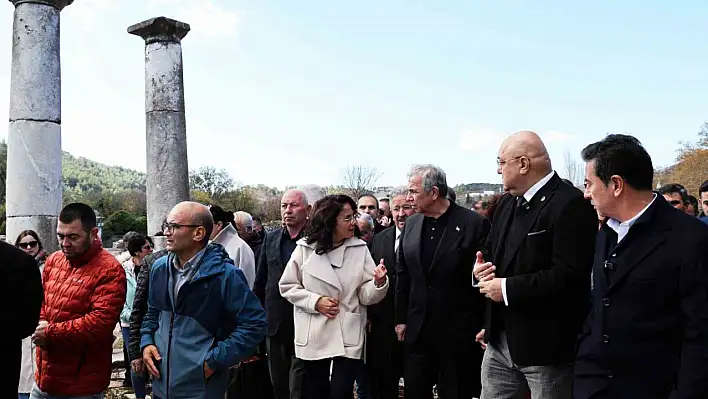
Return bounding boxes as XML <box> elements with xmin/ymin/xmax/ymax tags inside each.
<box><xmin>279</xmin><ymin>194</ymin><xmax>388</xmax><ymax>399</ymax></box>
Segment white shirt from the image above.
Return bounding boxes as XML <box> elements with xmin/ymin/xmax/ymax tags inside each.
<box><xmin>501</xmin><ymin>171</ymin><xmax>555</xmax><ymax>306</ymax></box>
<box><xmin>395</xmin><ymin>227</ymin><xmax>402</xmax><ymax>254</ymax></box>
<box><xmin>606</xmin><ymin>193</ymin><xmax>657</xmax><ymax>243</ymax></box>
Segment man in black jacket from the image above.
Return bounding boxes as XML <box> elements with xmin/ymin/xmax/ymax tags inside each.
<box><xmin>473</xmin><ymin>130</ymin><xmax>597</xmax><ymax>398</ymax></box>
<box><xmin>2</xmin><ymin>240</ymin><xmax>42</xmax><ymax>398</ymax></box>
<box><xmin>128</xmin><ymin>248</ymin><xmax>167</xmax><ymax>369</ymax></box>
<box><xmin>574</xmin><ymin>134</ymin><xmax>708</xmax><ymax>399</ymax></box>
<box><xmin>368</xmin><ymin>194</ymin><xmax>416</xmax><ymax>399</ymax></box>
<box><xmin>253</xmin><ymin>189</ymin><xmax>311</xmax><ymax>399</ymax></box>
<box><xmin>396</xmin><ymin>164</ymin><xmax>490</xmax><ymax>399</ymax></box>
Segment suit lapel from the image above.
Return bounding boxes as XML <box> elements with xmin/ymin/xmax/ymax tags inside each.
<box><xmin>385</xmin><ymin>228</ymin><xmax>397</xmax><ymax>273</ymax></box>
<box><xmin>497</xmin><ymin>176</ymin><xmax>559</xmax><ymax>276</ymax></box>
<box><xmin>607</xmin><ymin>201</ymin><xmax>670</xmax><ymax>292</ymax></box>
<box><xmin>593</xmin><ymin>229</ymin><xmax>610</xmax><ymax>292</ymax></box>
<box><xmin>406</xmin><ymin>215</ymin><xmax>423</xmax><ymax>269</ymax></box>
<box><xmin>492</xmin><ymin>195</ymin><xmax>514</xmax><ymax>266</ymax></box>
<box><xmin>430</xmin><ymin>205</ymin><xmax>462</xmax><ymax>271</ymax></box>
<box><xmin>273</xmin><ymin>228</ymin><xmax>284</xmax><ymax>268</ymax></box>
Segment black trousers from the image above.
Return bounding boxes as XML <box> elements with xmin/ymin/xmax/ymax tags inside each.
<box><xmin>266</xmin><ymin>330</ymin><xmax>306</xmax><ymax>399</ymax></box>
<box><xmin>366</xmin><ymin>321</ymin><xmax>403</xmax><ymax>399</ymax></box>
<box><xmin>403</xmin><ymin>323</ymin><xmax>482</xmax><ymax>399</ymax></box>
<box><xmin>225</xmin><ymin>356</ymin><xmax>274</xmax><ymax>399</ymax></box>
<box><xmin>303</xmin><ymin>357</ymin><xmax>362</xmax><ymax>399</ymax></box>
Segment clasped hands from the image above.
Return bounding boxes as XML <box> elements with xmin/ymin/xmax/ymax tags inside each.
<box><xmin>315</xmin><ymin>259</ymin><xmax>387</xmax><ymax>319</ymax></box>
<box><xmin>473</xmin><ymin>251</ymin><xmax>503</xmax><ymax>303</ymax></box>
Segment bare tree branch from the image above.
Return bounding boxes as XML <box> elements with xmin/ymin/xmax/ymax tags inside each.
<box><xmin>341</xmin><ymin>165</ymin><xmax>382</xmax><ymax>199</ymax></box>
<box><xmin>563</xmin><ymin>150</ymin><xmax>585</xmax><ymax>188</ymax></box>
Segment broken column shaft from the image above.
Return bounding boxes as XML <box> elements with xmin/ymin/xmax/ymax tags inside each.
<box><xmin>128</xmin><ymin>17</ymin><xmax>191</xmax><ymax>236</ymax></box>
<box><xmin>5</xmin><ymin>0</ymin><xmax>73</xmax><ymax>250</ymax></box>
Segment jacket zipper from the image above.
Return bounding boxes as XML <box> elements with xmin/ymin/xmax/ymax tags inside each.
<box><xmin>167</xmin><ymin>312</ymin><xmax>174</xmax><ymax>399</ymax></box>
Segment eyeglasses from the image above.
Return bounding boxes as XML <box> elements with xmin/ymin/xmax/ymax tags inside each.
<box><xmin>669</xmin><ymin>200</ymin><xmax>683</xmax><ymax>206</ymax></box>
<box><xmin>496</xmin><ymin>156</ymin><xmax>522</xmax><ymax>167</ymax></box>
<box><xmin>393</xmin><ymin>205</ymin><xmax>413</xmax><ymax>211</ymax></box>
<box><xmin>142</xmin><ymin>244</ymin><xmax>153</xmax><ymax>251</ymax></box>
<box><xmin>18</xmin><ymin>241</ymin><xmax>38</xmax><ymax>249</ymax></box>
<box><xmin>162</xmin><ymin>222</ymin><xmax>201</xmax><ymax>233</ymax></box>
<box><xmin>339</xmin><ymin>214</ymin><xmax>359</xmax><ymax>224</ymax></box>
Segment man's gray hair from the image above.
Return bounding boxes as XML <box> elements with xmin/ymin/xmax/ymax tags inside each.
<box><xmin>358</xmin><ymin>212</ymin><xmax>375</xmax><ymax>230</ymax></box>
<box><xmin>283</xmin><ymin>188</ymin><xmax>310</xmax><ymax>206</ymax></box>
<box><xmin>407</xmin><ymin>164</ymin><xmax>449</xmax><ymax>197</ymax></box>
<box><xmin>391</xmin><ymin>185</ymin><xmax>409</xmax><ymax>197</ymax></box>
<box><xmin>233</xmin><ymin>211</ymin><xmax>254</xmax><ymax>228</ymax></box>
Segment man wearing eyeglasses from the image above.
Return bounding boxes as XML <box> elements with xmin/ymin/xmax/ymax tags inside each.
<box><xmin>140</xmin><ymin>201</ymin><xmax>266</xmax><ymax>399</ymax></box>
<box><xmin>658</xmin><ymin>183</ymin><xmax>689</xmax><ymax>212</ymax></box>
<box><xmin>367</xmin><ymin>194</ymin><xmax>416</xmax><ymax>399</ymax></box>
<box><xmin>699</xmin><ymin>180</ymin><xmax>708</xmax><ymax>224</ymax></box>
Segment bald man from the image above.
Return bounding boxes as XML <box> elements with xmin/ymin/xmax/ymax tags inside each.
<box><xmin>473</xmin><ymin>131</ymin><xmax>597</xmax><ymax>399</ymax></box>
<box><xmin>140</xmin><ymin>202</ymin><xmax>267</xmax><ymax>399</ymax></box>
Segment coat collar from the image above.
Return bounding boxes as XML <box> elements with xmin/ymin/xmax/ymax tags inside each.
<box><xmin>298</xmin><ymin>236</ymin><xmax>367</xmax><ymax>268</ymax></box>
<box><xmin>212</xmin><ymin>223</ymin><xmax>239</xmax><ymax>245</ymax></box>
<box><xmin>297</xmin><ymin>237</ymin><xmax>367</xmax><ymax>294</ymax></box>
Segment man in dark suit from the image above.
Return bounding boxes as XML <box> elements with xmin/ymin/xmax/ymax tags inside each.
<box><xmin>253</xmin><ymin>189</ymin><xmax>311</xmax><ymax>399</ymax></box>
<box><xmin>367</xmin><ymin>194</ymin><xmax>416</xmax><ymax>399</ymax></box>
<box><xmin>396</xmin><ymin>164</ymin><xmax>490</xmax><ymax>399</ymax></box>
<box><xmin>2</xmin><ymin>240</ymin><xmax>42</xmax><ymax>399</ymax></box>
<box><xmin>574</xmin><ymin>134</ymin><xmax>708</xmax><ymax>399</ymax></box>
<box><xmin>473</xmin><ymin>130</ymin><xmax>597</xmax><ymax>398</ymax></box>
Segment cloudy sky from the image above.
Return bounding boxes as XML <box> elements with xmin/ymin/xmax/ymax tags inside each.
<box><xmin>0</xmin><ymin>0</ymin><xmax>706</xmax><ymax>189</ymax></box>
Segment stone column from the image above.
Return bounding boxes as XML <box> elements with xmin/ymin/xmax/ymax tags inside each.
<box><xmin>6</xmin><ymin>0</ymin><xmax>72</xmax><ymax>251</ymax></box>
<box><xmin>128</xmin><ymin>17</ymin><xmax>191</xmax><ymax>236</ymax></box>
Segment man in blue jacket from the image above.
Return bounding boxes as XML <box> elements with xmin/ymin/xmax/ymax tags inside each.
<box><xmin>141</xmin><ymin>201</ymin><xmax>267</xmax><ymax>399</ymax></box>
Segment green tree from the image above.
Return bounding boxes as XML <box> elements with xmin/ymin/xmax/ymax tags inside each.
<box><xmin>189</xmin><ymin>166</ymin><xmax>234</xmax><ymax>199</ymax></box>
<box><xmin>217</xmin><ymin>187</ymin><xmax>258</xmax><ymax>214</ymax></box>
<box><xmin>103</xmin><ymin>211</ymin><xmax>140</xmax><ymax>239</ymax></box>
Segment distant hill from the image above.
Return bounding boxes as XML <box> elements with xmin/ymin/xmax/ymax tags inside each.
<box><xmin>454</xmin><ymin>182</ymin><xmax>503</xmax><ymax>194</ymax></box>
<box><xmin>62</xmin><ymin>152</ymin><xmax>146</xmax><ymax>195</ymax></box>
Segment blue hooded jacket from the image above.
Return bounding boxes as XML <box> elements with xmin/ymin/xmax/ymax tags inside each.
<box><xmin>140</xmin><ymin>243</ymin><xmax>266</xmax><ymax>399</ymax></box>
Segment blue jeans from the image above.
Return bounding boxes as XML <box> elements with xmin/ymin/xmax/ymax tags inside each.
<box><xmin>29</xmin><ymin>384</ymin><xmax>103</xmax><ymax>399</ymax></box>
<box><xmin>19</xmin><ymin>394</ymin><xmax>31</xmax><ymax>399</ymax></box>
<box><xmin>121</xmin><ymin>327</ymin><xmax>148</xmax><ymax>398</ymax></box>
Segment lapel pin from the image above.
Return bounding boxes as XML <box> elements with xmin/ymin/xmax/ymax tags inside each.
<box><xmin>455</xmin><ymin>226</ymin><xmax>460</xmax><ymax>232</ymax></box>
<box><xmin>540</xmin><ymin>196</ymin><xmax>546</xmax><ymax>202</ymax></box>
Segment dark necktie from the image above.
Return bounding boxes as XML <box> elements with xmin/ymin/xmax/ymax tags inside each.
<box><xmin>517</xmin><ymin>196</ymin><xmax>530</xmax><ymax>212</ymax></box>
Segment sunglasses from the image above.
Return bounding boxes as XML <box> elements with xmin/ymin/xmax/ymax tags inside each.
<box><xmin>19</xmin><ymin>241</ymin><xmax>38</xmax><ymax>249</ymax></box>
<box><xmin>669</xmin><ymin>200</ymin><xmax>683</xmax><ymax>206</ymax></box>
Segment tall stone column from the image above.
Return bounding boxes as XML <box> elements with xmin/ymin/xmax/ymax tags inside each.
<box><xmin>128</xmin><ymin>17</ymin><xmax>190</xmax><ymax>236</ymax></box>
<box><xmin>6</xmin><ymin>0</ymin><xmax>72</xmax><ymax>251</ymax></box>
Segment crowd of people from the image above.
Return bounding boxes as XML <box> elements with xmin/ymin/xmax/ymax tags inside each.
<box><xmin>4</xmin><ymin>130</ymin><xmax>708</xmax><ymax>399</ymax></box>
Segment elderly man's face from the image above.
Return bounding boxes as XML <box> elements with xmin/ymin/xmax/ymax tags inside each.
<box><xmin>391</xmin><ymin>195</ymin><xmax>415</xmax><ymax>230</ymax></box>
<box><xmin>357</xmin><ymin>218</ymin><xmax>374</xmax><ymax>243</ymax></box>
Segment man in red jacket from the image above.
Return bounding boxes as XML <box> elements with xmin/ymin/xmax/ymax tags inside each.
<box><xmin>30</xmin><ymin>203</ymin><xmax>126</xmax><ymax>399</ymax></box>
